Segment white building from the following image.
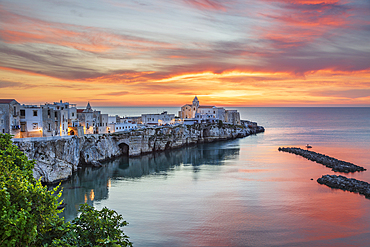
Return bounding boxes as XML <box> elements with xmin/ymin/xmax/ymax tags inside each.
<box><xmin>98</xmin><ymin>114</ymin><xmax>109</xmax><ymax>134</ymax></box>
<box><xmin>141</xmin><ymin>111</ymin><xmax>175</xmax><ymax>126</ymax></box>
<box><xmin>194</xmin><ymin>112</ymin><xmax>218</xmax><ymax>123</ymax></box>
<box><xmin>19</xmin><ymin>105</ymin><xmax>43</xmax><ymax>137</ymax></box>
<box><xmin>77</xmin><ymin>102</ymin><xmax>96</xmax><ymax>134</ymax></box>
<box><xmin>0</xmin><ymin>99</ymin><xmax>21</xmax><ymax>137</ymax></box>
<box><xmin>107</xmin><ymin>117</ymin><xmax>138</xmax><ymax>133</ymax></box>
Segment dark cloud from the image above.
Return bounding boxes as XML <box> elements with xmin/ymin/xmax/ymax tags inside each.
<box><xmin>0</xmin><ymin>80</ymin><xmax>35</xmax><ymax>89</ymax></box>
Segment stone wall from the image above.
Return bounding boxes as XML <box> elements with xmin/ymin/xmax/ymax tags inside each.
<box><xmin>13</xmin><ymin>123</ymin><xmax>264</xmax><ymax>184</ymax></box>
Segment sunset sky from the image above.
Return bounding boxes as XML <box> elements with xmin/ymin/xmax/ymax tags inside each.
<box><xmin>0</xmin><ymin>0</ymin><xmax>369</xmax><ymax>107</ymax></box>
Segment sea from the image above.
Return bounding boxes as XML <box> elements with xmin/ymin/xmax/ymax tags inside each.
<box><xmin>59</xmin><ymin>107</ymin><xmax>370</xmax><ymax>247</ymax></box>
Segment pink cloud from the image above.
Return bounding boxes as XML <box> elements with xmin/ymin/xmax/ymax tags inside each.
<box><xmin>0</xmin><ymin>7</ymin><xmax>173</xmax><ymax>53</ymax></box>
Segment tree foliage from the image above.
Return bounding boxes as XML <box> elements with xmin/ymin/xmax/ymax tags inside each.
<box><xmin>50</xmin><ymin>205</ymin><xmax>131</xmax><ymax>247</ymax></box>
<box><xmin>0</xmin><ymin>134</ymin><xmax>132</xmax><ymax>246</ymax></box>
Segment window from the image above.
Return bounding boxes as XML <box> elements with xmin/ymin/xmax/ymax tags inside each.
<box><xmin>72</xmin><ymin>113</ymin><xmax>74</xmax><ymax>117</ymax></box>
<box><xmin>0</xmin><ymin>119</ymin><xmax>3</xmax><ymax>124</ymax></box>
<box><xmin>55</xmin><ymin>112</ymin><xmax>58</xmax><ymax>118</ymax></box>
<box><xmin>32</xmin><ymin>123</ymin><xmax>38</xmax><ymax>129</ymax></box>
<box><xmin>48</xmin><ymin>110</ymin><xmax>51</xmax><ymax>118</ymax></box>
<box><xmin>2</xmin><ymin>129</ymin><xmax>4</xmax><ymax>133</ymax></box>
<box><xmin>33</xmin><ymin>110</ymin><xmax>38</xmax><ymax>117</ymax></box>
<box><xmin>21</xmin><ymin>123</ymin><xmax>26</xmax><ymax>132</ymax></box>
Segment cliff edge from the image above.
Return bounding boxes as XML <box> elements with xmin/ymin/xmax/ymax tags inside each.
<box><xmin>13</xmin><ymin>123</ymin><xmax>264</xmax><ymax>184</ymax></box>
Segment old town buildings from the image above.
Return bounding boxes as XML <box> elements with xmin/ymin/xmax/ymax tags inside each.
<box><xmin>1</xmin><ymin>96</ymin><xmax>241</xmax><ymax>139</ymax></box>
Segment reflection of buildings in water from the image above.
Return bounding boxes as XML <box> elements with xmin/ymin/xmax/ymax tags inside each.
<box><xmin>58</xmin><ymin>140</ymin><xmax>240</xmax><ymax>221</ymax></box>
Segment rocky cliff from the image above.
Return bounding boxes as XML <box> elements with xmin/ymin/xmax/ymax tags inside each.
<box><xmin>13</xmin><ymin>123</ymin><xmax>264</xmax><ymax>184</ymax></box>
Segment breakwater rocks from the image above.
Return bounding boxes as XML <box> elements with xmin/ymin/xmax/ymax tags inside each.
<box><xmin>317</xmin><ymin>175</ymin><xmax>370</xmax><ymax>198</ymax></box>
<box><xmin>278</xmin><ymin>147</ymin><xmax>366</xmax><ymax>173</ymax></box>
<box><xmin>14</xmin><ymin>123</ymin><xmax>264</xmax><ymax>184</ymax></box>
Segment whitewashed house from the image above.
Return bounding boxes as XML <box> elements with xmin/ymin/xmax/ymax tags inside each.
<box><xmin>98</xmin><ymin>114</ymin><xmax>109</xmax><ymax>134</ymax></box>
<box><xmin>19</xmin><ymin>105</ymin><xmax>43</xmax><ymax>137</ymax></box>
<box><xmin>0</xmin><ymin>99</ymin><xmax>21</xmax><ymax>137</ymax></box>
<box><xmin>141</xmin><ymin>111</ymin><xmax>175</xmax><ymax>126</ymax></box>
<box><xmin>107</xmin><ymin>117</ymin><xmax>137</xmax><ymax>133</ymax></box>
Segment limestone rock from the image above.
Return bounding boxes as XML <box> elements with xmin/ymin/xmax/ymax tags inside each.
<box><xmin>13</xmin><ymin>123</ymin><xmax>264</xmax><ymax>183</ymax></box>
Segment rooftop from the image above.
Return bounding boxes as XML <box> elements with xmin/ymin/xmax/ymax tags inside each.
<box><xmin>199</xmin><ymin>105</ymin><xmax>215</xmax><ymax>108</ymax></box>
<box><xmin>0</xmin><ymin>99</ymin><xmax>16</xmax><ymax>104</ymax></box>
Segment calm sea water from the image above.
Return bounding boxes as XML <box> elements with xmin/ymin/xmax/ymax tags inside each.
<box><xmin>60</xmin><ymin>107</ymin><xmax>370</xmax><ymax>246</ymax></box>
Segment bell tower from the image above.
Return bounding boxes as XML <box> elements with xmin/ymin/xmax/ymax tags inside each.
<box><xmin>192</xmin><ymin>96</ymin><xmax>199</xmax><ymax>108</ymax></box>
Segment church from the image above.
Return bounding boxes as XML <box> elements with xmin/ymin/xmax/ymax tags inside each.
<box><xmin>179</xmin><ymin>96</ymin><xmax>241</xmax><ymax>125</ymax></box>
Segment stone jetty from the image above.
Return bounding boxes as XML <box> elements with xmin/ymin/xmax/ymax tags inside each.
<box><xmin>278</xmin><ymin>147</ymin><xmax>366</xmax><ymax>173</ymax></box>
<box><xmin>317</xmin><ymin>175</ymin><xmax>370</xmax><ymax>198</ymax></box>
<box><xmin>13</xmin><ymin>123</ymin><xmax>264</xmax><ymax>184</ymax></box>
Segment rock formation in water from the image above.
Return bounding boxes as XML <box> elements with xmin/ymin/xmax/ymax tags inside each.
<box><xmin>278</xmin><ymin>147</ymin><xmax>366</xmax><ymax>173</ymax></box>
<box><xmin>14</xmin><ymin>123</ymin><xmax>264</xmax><ymax>184</ymax></box>
<box><xmin>317</xmin><ymin>175</ymin><xmax>370</xmax><ymax>198</ymax></box>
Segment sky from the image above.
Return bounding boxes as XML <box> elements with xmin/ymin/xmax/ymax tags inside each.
<box><xmin>0</xmin><ymin>0</ymin><xmax>370</xmax><ymax>107</ymax></box>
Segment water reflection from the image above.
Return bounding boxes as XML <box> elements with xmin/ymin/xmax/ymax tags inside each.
<box><xmin>59</xmin><ymin>141</ymin><xmax>240</xmax><ymax>221</ymax></box>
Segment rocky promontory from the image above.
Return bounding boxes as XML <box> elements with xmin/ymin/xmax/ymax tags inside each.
<box><xmin>317</xmin><ymin>175</ymin><xmax>370</xmax><ymax>198</ymax></box>
<box><xmin>13</xmin><ymin>123</ymin><xmax>264</xmax><ymax>184</ymax></box>
<box><xmin>278</xmin><ymin>147</ymin><xmax>366</xmax><ymax>173</ymax></box>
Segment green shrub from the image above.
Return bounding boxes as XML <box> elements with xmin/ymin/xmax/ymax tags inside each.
<box><xmin>0</xmin><ymin>134</ymin><xmax>132</xmax><ymax>246</ymax></box>
<box><xmin>50</xmin><ymin>205</ymin><xmax>131</xmax><ymax>247</ymax></box>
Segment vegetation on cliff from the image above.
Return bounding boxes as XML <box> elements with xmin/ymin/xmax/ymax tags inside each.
<box><xmin>0</xmin><ymin>134</ymin><xmax>132</xmax><ymax>246</ymax></box>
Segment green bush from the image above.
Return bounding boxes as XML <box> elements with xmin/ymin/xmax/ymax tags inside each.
<box><xmin>51</xmin><ymin>205</ymin><xmax>131</xmax><ymax>247</ymax></box>
<box><xmin>0</xmin><ymin>134</ymin><xmax>132</xmax><ymax>246</ymax></box>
